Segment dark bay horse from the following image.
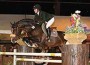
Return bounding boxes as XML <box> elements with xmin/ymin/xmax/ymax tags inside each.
<box><xmin>10</xmin><ymin>18</ymin><xmax>66</xmax><ymax>50</ymax></box>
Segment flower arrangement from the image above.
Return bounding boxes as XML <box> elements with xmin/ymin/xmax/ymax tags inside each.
<box><xmin>65</xmin><ymin>25</ymin><xmax>85</xmax><ymax>34</ymax></box>
<box><xmin>65</xmin><ymin>10</ymin><xmax>86</xmax><ymax>34</ymax></box>
<box><xmin>64</xmin><ymin>10</ymin><xmax>87</xmax><ymax>44</ymax></box>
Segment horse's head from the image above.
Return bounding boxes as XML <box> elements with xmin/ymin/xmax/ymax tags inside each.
<box><xmin>10</xmin><ymin>19</ymin><xmax>36</xmax><ymax>43</ymax></box>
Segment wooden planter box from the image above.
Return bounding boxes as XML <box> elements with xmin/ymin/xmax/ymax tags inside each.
<box><xmin>64</xmin><ymin>33</ymin><xmax>87</xmax><ymax>44</ymax></box>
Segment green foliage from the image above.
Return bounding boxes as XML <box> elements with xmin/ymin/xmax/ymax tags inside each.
<box><xmin>65</xmin><ymin>25</ymin><xmax>85</xmax><ymax>34</ymax></box>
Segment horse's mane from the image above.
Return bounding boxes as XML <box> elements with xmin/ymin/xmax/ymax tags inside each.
<box><xmin>11</xmin><ymin>19</ymin><xmax>34</xmax><ymax>28</ymax></box>
<box><xmin>34</xmin><ymin>24</ymin><xmax>41</xmax><ymax>28</ymax></box>
<box><xmin>17</xmin><ymin>18</ymin><xmax>35</xmax><ymax>26</ymax></box>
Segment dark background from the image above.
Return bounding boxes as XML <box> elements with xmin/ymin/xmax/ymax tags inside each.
<box><xmin>0</xmin><ymin>0</ymin><xmax>90</xmax><ymax>16</ymax></box>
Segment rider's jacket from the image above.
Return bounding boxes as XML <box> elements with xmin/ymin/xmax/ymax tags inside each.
<box><xmin>34</xmin><ymin>10</ymin><xmax>54</xmax><ymax>25</ymax></box>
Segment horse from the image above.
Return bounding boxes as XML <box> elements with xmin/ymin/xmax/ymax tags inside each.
<box><xmin>10</xmin><ymin>18</ymin><xmax>66</xmax><ymax>51</ymax></box>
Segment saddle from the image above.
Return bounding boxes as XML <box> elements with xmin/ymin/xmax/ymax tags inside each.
<box><xmin>50</xmin><ymin>27</ymin><xmax>58</xmax><ymax>37</ymax></box>
<box><xmin>51</xmin><ymin>30</ymin><xmax>58</xmax><ymax>37</ymax></box>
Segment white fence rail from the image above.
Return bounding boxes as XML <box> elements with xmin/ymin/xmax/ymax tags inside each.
<box><xmin>17</xmin><ymin>58</ymin><xmax>62</xmax><ymax>63</ymax></box>
<box><xmin>0</xmin><ymin>49</ymin><xmax>62</xmax><ymax>65</ymax></box>
<box><xmin>0</xmin><ymin>52</ymin><xmax>62</xmax><ymax>57</ymax></box>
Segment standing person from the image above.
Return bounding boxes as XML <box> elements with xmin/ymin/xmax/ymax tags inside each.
<box><xmin>33</xmin><ymin>4</ymin><xmax>55</xmax><ymax>41</ymax></box>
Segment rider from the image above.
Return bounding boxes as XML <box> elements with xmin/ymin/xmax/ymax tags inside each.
<box><xmin>33</xmin><ymin>4</ymin><xmax>55</xmax><ymax>41</ymax></box>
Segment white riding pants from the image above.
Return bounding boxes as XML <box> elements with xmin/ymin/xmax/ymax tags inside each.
<box><xmin>46</xmin><ymin>17</ymin><xmax>55</xmax><ymax>29</ymax></box>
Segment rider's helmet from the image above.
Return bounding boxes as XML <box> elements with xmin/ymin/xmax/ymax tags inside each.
<box><xmin>33</xmin><ymin>4</ymin><xmax>41</xmax><ymax>10</ymax></box>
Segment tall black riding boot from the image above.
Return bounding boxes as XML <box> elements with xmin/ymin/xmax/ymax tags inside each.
<box><xmin>47</xmin><ymin>27</ymin><xmax>51</xmax><ymax>41</ymax></box>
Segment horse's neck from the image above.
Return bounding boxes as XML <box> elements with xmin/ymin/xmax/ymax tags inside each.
<box><xmin>35</xmin><ymin>25</ymin><xmax>43</xmax><ymax>34</ymax></box>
